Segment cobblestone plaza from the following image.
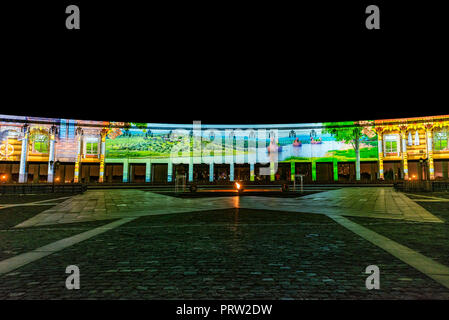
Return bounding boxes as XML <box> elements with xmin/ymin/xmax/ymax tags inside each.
<box><xmin>1</xmin><ymin>187</ymin><xmax>449</xmax><ymax>299</ymax></box>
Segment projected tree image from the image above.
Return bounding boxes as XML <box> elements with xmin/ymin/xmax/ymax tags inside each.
<box><xmin>323</xmin><ymin>121</ymin><xmax>377</xmax><ymax>180</ymax></box>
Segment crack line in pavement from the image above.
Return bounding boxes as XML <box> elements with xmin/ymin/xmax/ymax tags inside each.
<box><xmin>0</xmin><ymin>217</ymin><xmax>137</xmax><ymax>276</ymax></box>
<box><xmin>404</xmin><ymin>193</ymin><xmax>449</xmax><ymax>202</ymax></box>
<box><xmin>0</xmin><ymin>196</ymin><xmax>72</xmax><ymax>210</ymax></box>
<box><xmin>0</xmin><ymin>223</ymin><xmax>333</xmax><ymax>232</ymax></box>
<box><xmin>411</xmin><ymin>199</ymin><xmax>449</xmax><ymax>202</ymax></box>
<box><xmin>329</xmin><ymin>215</ymin><xmax>449</xmax><ymax>290</ymax></box>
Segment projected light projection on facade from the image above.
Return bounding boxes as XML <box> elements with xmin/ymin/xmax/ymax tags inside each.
<box><xmin>104</xmin><ymin>122</ymin><xmax>378</xmax><ymax>161</ymax></box>
<box><xmin>1</xmin><ymin>114</ymin><xmax>448</xmax><ymax>184</ymax></box>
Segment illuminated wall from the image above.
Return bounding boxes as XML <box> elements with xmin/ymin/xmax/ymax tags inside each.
<box><xmin>1</xmin><ymin>113</ymin><xmax>449</xmax><ymax>182</ymax></box>
<box><xmin>103</xmin><ymin>121</ymin><xmax>378</xmax><ymax>163</ymax></box>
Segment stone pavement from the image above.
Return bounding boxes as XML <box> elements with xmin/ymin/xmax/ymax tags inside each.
<box><xmin>0</xmin><ymin>196</ymin><xmax>71</xmax><ymax>210</ymax></box>
<box><xmin>2</xmin><ymin>187</ymin><xmax>449</xmax><ymax>299</ymax></box>
<box><xmin>331</xmin><ymin>215</ymin><xmax>449</xmax><ymax>289</ymax></box>
<box><xmin>239</xmin><ymin>187</ymin><xmax>443</xmax><ymax>222</ymax></box>
<box><xmin>350</xmin><ymin>192</ymin><xmax>449</xmax><ymax>269</ymax></box>
<box><xmin>1</xmin><ymin>209</ymin><xmax>449</xmax><ymax>299</ymax></box>
<box><xmin>14</xmin><ymin>187</ymin><xmax>442</xmax><ymax>227</ymax></box>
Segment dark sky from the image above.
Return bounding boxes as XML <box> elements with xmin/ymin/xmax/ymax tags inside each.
<box><xmin>3</xmin><ymin>1</ymin><xmax>448</xmax><ymax>124</ymax></box>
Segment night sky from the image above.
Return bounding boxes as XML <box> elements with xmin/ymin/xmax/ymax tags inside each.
<box><xmin>2</xmin><ymin>1</ymin><xmax>447</xmax><ymax>124</ymax></box>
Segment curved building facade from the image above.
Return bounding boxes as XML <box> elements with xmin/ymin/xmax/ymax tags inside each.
<box><xmin>0</xmin><ymin>114</ymin><xmax>448</xmax><ymax>184</ymax></box>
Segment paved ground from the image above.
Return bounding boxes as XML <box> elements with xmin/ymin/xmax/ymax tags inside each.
<box><xmin>0</xmin><ymin>194</ymin><xmax>73</xmax><ymax>205</ymax></box>
<box><xmin>155</xmin><ymin>190</ymin><xmax>322</xmax><ymax>198</ymax></box>
<box><xmin>0</xmin><ymin>188</ymin><xmax>448</xmax><ymax>299</ymax></box>
<box><xmin>350</xmin><ymin>192</ymin><xmax>449</xmax><ymax>267</ymax></box>
<box><xmin>14</xmin><ymin>187</ymin><xmax>443</xmax><ymax>227</ymax></box>
<box><xmin>0</xmin><ymin>194</ymin><xmax>117</xmax><ymax>261</ymax></box>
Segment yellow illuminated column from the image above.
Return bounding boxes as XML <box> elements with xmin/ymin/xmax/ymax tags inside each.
<box><xmin>426</xmin><ymin>125</ymin><xmax>435</xmax><ymax>180</ymax></box>
<box><xmin>74</xmin><ymin>128</ymin><xmax>83</xmax><ymax>183</ymax></box>
<box><xmin>99</xmin><ymin>130</ymin><xmax>107</xmax><ymax>183</ymax></box>
<box><xmin>401</xmin><ymin>129</ymin><xmax>409</xmax><ymax>180</ymax></box>
<box><xmin>377</xmin><ymin>130</ymin><xmax>384</xmax><ymax>180</ymax></box>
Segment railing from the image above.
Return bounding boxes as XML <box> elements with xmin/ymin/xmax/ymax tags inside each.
<box><xmin>0</xmin><ymin>183</ymin><xmax>87</xmax><ymax>195</ymax></box>
<box><xmin>394</xmin><ymin>181</ymin><xmax>449</xmax><ymax>192</ymax></box>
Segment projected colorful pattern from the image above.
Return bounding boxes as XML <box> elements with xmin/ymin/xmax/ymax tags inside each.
<box><xmin>0</xmin><ymin>115</ymin><xmax>381</xmax><ymax>167</ymax></box>
<box><xmin>2</xmin><ymin>113</ymin><xmax>449</xmax><ymax>184</ymax></box>
<box><xmin>103</xmin><ymin>121</ymin><xmax>378</xmax><ymax>163</ymax></box>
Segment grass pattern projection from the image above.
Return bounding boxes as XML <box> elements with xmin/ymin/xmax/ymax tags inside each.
<box><xmin>104</xmin><ymin>121</ymin><xmax>379</xmax><ymax>164</ymax></box>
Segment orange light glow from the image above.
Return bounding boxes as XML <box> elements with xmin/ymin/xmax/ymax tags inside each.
<box><xmin>1</xmin><ymin>175</ymin><xmax>6</xmax><ymax>180</ymax></box>
<box><xmin>235</xmin><ymin>182</ymin><xmax>241</xmax><ymax>190</ymax></box>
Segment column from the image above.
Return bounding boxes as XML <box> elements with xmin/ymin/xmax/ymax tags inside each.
<box><xmin>47</xmin><ymin>126</ymin><xmax>57</xmax><ymax>183</ymax></box>
<box><xmin>167</xmin><ymin>161</ymin><xmax>173</xmax><ymax>182</ymax></box>
<box><xmin>290</xmin><ymin>162</ymin><xmax>295</xmax><ymax>181</ymax></box>
<box><xmin>99</xmin><ymin>130</ymin><xmax>107</xmax><ymax>183</ymax></box>
<box><xmin>312</xmin><ymin>160</ymin><xmax>317</xmax><ymax>181</ymax></box>
<box><xmin>209</xmin><ymin>163</ymin><xmax>214</xmax><ymax>182</ymax></box>
<box><xmin>230</xmin><ymin>162</ymin><xmax>234</xmax><ymax>181</ymax></box>
<box><xmin>145</xmin><ymin>161</ymin><xmax>151</xmax><ymax>182</ymax></box>
<box><xmin>129</xmin><ymin>164</ymin><xmax>133</xmax><ymax>183</ymax></box>
<box><xmin>250</xmin><ymin>163</ymin><xmax>255</xmax><ymax>181</ymax></box>
<box><xmin>122</xmin><ymin>160</ymin><xmax>129</xmax><ymax>183</ymax></box>
<box><xmin>188</xmin><ymin>160</ymin><xmax>193</xmax><ymax>182</ymax></box>
<box><xmin>401</xmin><ymin>130</ymin><xmax>409</xmax><ymax>180</ymax></box>
<box><xmin>355</xmin><ymin>140</ymin><xmax>361</xmax><ymax>181</ymax></box>
<box><xmin>333</xmin><ymin>159</ymin><xmax>338</xmax><ymax>181</ymax></box>
<box><xmin>377</xmin><ymin>133</ymin><xmax>384</xmax><ymax>180</ymax></box>
<box><xmin>18</xmin><ymin>125</ymin><xmax>29</xmax><ymax>183</ymax></box>
<box><xmin>426</xmin><ymin>126</ymin><xmax>435</xmax><ymax>180</ymax></box>
<box><xmin>74</xmin><ymin>128</ymin><xmax>83</xmax><ymax>183</ymax></box>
